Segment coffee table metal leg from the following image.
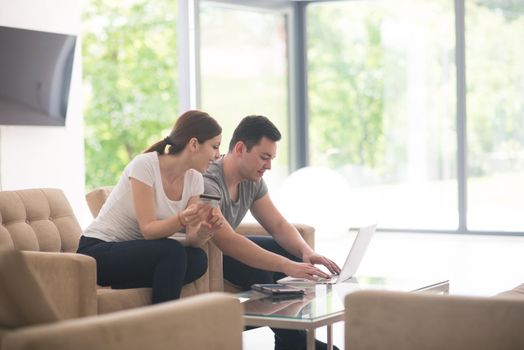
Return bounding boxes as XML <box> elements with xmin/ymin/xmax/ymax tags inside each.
<box><xmin>306</xmin><ymin>329</ymin><xmax>315</xmax><ymax>350</ymax></box>
<box><xmin>327</xmin><ymin>324</ymin><xmax>333</xmax><ymax>350</ymax></box>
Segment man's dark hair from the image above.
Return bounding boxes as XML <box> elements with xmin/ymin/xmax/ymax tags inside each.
<box><xmin>228</xmin><ymin>115</ymin><xmax>282</xmax><ymax>152</ymax></box>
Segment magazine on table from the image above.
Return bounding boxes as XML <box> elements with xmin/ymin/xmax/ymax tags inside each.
<box><xmin>251</xmin><ymin>284</ymin><xmax>306</xmax><ymax>297</ymax></box>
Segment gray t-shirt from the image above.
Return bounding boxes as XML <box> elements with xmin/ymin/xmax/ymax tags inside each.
<box><xmin>203</xmin><ymin>158</ymin><xmax>268</xmax><ymax>229</ymax></box>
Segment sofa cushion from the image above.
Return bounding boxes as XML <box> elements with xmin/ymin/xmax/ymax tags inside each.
<box><xmin>0</xmin><ymin>189</ymin><xmax>82</xmax><ymax>253</ymax></box>
<box><xmin>345</xmin><ymin>289</ymin><xmax>524</xmax><ymax>350</ymax></box>
<box><xmin>3</xmin><ymin>293</ymin><xmax>243</xmax><ymax>350</ymax></box>
<box><xmin>97</xmin><ymin>288</ymin><xmax>152</xmax><ymax>314</ymax></box>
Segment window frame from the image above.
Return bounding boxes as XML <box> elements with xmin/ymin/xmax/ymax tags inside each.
<box><xmin>187</xmin><ymin>0</ymin><xmax>524</xmax><ymax>236</ymax></box>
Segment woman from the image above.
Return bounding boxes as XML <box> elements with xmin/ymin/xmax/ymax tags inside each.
<box><xmin>78</xmin><ymin>110</ymin><xmax>223</xmax><ymax>303</ymax></box>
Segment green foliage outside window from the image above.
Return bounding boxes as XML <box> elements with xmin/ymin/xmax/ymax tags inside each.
<box><xmin>82</xmin><ymin>0</ymin><xmax>523</xmax><ymax>191</ymax></box>
<box><xmin>307</xmin><ymin>6</ymin><xmax>385</xmax><ymax>172</ymax></box>
<box><xmin>466</xmin><ymin>0</ymin><xmax>524</xmax><ymax>176</ymax></box>
<box><xmin>308</xmin><ymin>1</ymin><xmax>524</xmax><ymax>181</ymax></box>
<box><xmin>82</xmin><ymin>0</ymin><xmax>178</xmax><ymax>190</ymax></box>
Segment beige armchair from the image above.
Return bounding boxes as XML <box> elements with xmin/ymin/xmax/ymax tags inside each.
<box><xmin>0</xmin><ymin>249</ymin><xmax>243</xmax><ymax>350</ymax></box>
<box><xmin>344</xmin><ymin>285</ymin><xmax>524</xmax><ymax>350</ymax></box>
<box><xmin>0</xmin><ymin>188</ymin><xmax>220</xmax><ymax>314</ymax></box>
<box><xmin>86</xmin><ymin>187</ymin><xmax>315</xmax><ymax>294</ymax></box>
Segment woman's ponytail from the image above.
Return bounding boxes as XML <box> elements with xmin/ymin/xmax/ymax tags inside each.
<box><xmin>143</xmin><ymin>110</ymin><xmax>221</xmax><ymax>155</ymax></box>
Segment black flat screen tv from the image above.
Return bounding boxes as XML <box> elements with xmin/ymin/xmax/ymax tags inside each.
<box><xmin>0</xmin><ymin>25</ymin><xmax>77</xmax><ymax>126</ymax></box>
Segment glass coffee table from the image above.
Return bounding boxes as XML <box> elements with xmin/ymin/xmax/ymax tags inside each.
<box><xmin>238</xmin><ymin>276</ymin><xmax>449</xmax><ymax>350</ymax></box>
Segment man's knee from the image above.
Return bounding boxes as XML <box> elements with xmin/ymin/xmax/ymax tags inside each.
<box><xmin>246</xmin><ymin>268</ymin><xmax>274</xmax><ymax>285</ymax></box>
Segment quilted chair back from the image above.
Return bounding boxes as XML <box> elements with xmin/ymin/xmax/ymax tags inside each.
<box><xmin>0</xmin><ymin>188</ymin><xmax>82</xmax><ymax>252</ymax></box>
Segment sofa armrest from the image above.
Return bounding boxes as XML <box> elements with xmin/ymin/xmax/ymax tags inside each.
<box><xmin>496</xmin><ymin>283</ymin><xmax>524</xmax><ymax>299</ymax></box>
<box><xmin>179</xmin><ymin>241</ymin><xmax>224</xmax><ymax>297</ymax></box>
<box><xmin>207</xmin><ymin>241</ymin><xmax>224</xmax><ymax>291</ymax></box>
<box><xmin>345</xmin><ymin>290</ymin><xmax>524</xmax><ymax>350</ymax></box>
<box><xmin>236</xmin><ymin>222</ymin><xmax>315</xmax><ymax>249</ymax></box>
<box><xmin>22</xmin><ymin>251</ymin><xmax>97</xmax><ymax>318</ymax></box>
<box><xmin>85</xmin><ymin>186</ymin><xmax>113</xmax><ymax>218</ymax></box>
<box><xmin>4</xmin><ymin>293</ymin><xmax>243</xmax><ymax>350</ymax></box>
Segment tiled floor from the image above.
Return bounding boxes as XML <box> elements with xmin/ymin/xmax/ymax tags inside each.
<box><xmin>242</xmin><ymin>231</ymin><xmax>524</xmax><ymax>349</ymax></box>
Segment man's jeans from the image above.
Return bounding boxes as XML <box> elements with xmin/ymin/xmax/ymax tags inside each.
<box><xmin>223</xmin><ymin>236</ymin><xmax>338</xmax><ymax>350</ymax></box>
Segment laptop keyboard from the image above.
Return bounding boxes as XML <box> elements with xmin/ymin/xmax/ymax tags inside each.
<box><xmin>315</xmin><ymin>274</ymin><xmax>338</xmax><ymax>283</ymax></box>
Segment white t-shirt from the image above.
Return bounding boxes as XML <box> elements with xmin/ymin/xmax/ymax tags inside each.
<box><xmin>83</xmin><ymin>152</ymin><xmax>204</xmax><ymax>242</ymax></box>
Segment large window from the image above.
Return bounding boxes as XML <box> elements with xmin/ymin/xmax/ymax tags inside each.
<box><xmin>199</xmin><ymin>2</ymin><xmax>290</xmax><ymax>188</ymax></box>
<box><xmin>308</xmin><ymin>1</ymin><xmax>457</xmax><ymax>230</ymax></box>
<box><xmin>304</xmin><ymin>0</ymin><xmax>524</xmax><ymax>234</ymax></box>
<box><xmin>82</xmin><ymin>0</ymin><xmax>178</xmax><ymax>190</ymax></box>
<box><xmin>191</xmin><ymin>0</ymin><xmax>524</xmax><ymax>235</ymax></box>
<box><xmin>465</xmin><ymin>0</ymin><xmax>524</xmax><ymax>232</ymax></box>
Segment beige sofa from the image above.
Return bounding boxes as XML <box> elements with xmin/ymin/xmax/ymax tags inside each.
<box><xmin>0</xmin><ymin>188</ymin><xmax>219</xmax><ymax>315</ymax></box>
<box><xmin>0</xmin><ymin>187</ymin><xmax>311</xmax><ymax>348</ymax></box>
<box><xmin>0</xmin><ymin>187</ymin><xmax>313</xmax><ymax>303</ymax></box>
<box><xmin>86</xmin><ymin>186</ymin><xmax>316</xmax><ymax>293</ymax></box>
<box><xmin>0</xmin><ymin>249</ymin><xmax>243</xmax><ymax>350</ymax></box>
<box><xmin>344</xmin><ymin>284</ymin><xmax>524</xmax><ymax>350</ymax></box>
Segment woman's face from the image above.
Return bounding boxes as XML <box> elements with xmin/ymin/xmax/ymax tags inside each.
<box><xmin>195</xmin><ymin>134</ymin><xmax>221</xmax><ymax>172</ymax></box>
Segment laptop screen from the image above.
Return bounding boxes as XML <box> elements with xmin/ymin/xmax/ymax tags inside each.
<box><xmin>336</xmin><ymin>224</ymin><xmax>377</xmax><ymax>283</ymax></box>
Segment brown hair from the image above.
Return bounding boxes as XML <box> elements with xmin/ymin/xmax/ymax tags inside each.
<box><xmin>144</xmin><ymin>110</ymin><xmax>222</xmax><ymax>155</ymax></box>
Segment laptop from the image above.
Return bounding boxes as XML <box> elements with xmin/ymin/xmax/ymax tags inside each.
<box><xmin>277</xmin><ymin>224</ymin><xmax>377</xmax><ymax>286</ymax></box>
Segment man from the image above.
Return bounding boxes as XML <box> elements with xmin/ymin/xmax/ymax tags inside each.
<box><xmin>204</xmin><ymin>115</ymin><xmax>341</xmax><ymax>350</ymax></box>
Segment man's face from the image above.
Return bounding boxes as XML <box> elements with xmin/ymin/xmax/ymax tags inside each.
<box><xmin>240</xmin><ymin>137</ymin><xmax>277</xmax><ymax>181</ymax></box>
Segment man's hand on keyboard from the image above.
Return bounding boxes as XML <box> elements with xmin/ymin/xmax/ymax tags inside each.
<box><xmin>303</xmin><ymin>252</ymin><xmax>342</xmax><ymax>275</ymax></box>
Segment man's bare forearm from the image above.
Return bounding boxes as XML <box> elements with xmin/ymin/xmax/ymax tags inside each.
<box><xmin>212</xmin><ymin>225</ymin><xmax>289</xmax><ymax>272</ymax></box>
<box><xmin>269</xmin><ymin>221</ymin><xmax>314</xmax><ymax>260</ymax></box>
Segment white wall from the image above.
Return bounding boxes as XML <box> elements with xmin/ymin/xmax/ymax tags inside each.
<box><xmin>0</xmin><ymin>0</ymin><xmax>91</xmax><ymax>227</ymax></box>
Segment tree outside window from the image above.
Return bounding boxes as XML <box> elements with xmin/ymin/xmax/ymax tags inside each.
<box><xmin>82</xmin><ymin>0</ymin><xmax>178</xmax><ymax>190</ymax></box>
